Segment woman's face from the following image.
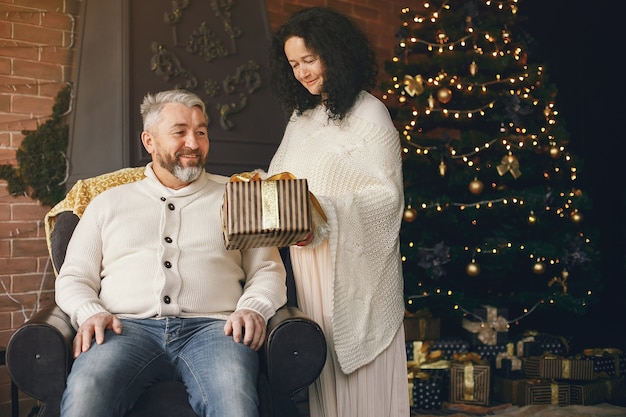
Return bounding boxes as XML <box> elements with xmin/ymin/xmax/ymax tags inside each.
<box><xmin>284</xmin><ymin>36</ymin><xmax>326</xmax><ymax>96</ymax></box>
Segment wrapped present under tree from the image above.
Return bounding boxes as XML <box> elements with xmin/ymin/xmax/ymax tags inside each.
<box><xmin>450</xmin><ymin>352</ymin><xmax>491</xmax><ymax>406</ymax></box>
<box><xmin>463</xmin><ymin>305</ymin><xmax>509</xmax><ymax>346</ymax></box>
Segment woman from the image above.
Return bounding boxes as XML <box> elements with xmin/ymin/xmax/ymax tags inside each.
<box><xmin>267</xmin><ymin>7</ymin><xmax>409</xmax><ymax>417</ymax></box>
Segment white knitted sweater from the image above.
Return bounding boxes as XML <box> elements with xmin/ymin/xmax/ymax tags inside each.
<box><xmin>55</xmin><ymin>164</ymin><xmax>287</xmax><ymax>328</ymax></box>
<box><xmin>268</xmin><ymin>91</ymin><xmax>405</xmax><ymax>374</ymax></box>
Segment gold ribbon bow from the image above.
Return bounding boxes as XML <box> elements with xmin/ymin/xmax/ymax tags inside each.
<box><xmin>403</xmin><ymin>74</ymin><xmax>425</xmax><ymax>97</ymax></box>
<box><xmin>516</xmin><ymin>336</ymin><xmax>535</xmax><ymax>357</ymax></box>
<box><xmin>583</xmin><ymin>347</ymin><xmax>623</xmax><ymax>357</ymax></box>
<box><xmin>497</xmin><ymin>153</ymin><xmax>521</xmax><ymax>179</ymax></box>
<box><xmin>229</xmin><ymin>171</ymin><xmax>327</xmax><ymax>222</ymax></box>
<box><xmin>406</xmin><ymin>341</ymin><xmax>427</xmax><ymax>369</ymax></box>
<box><xmin>462</xmin><ymin>306</ymin><xmax>509</xmax><ymax>345</ymax></box>
<box><xmin>495</xmin><ymin>343</ymin><xmax>522</xmax><ymax>371</ymax></box>
<box><xmin>453</xmin><ymin>352</ymin><xmax>482</xmax><ymax>364</ymax></box>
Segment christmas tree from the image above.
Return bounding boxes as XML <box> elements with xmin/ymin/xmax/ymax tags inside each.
<box><xmin>380</xmin><ymin>1</ymin><xmax>601</xmax><ymax>332</ymax></box>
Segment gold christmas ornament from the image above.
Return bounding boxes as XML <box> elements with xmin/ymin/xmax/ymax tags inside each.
<box><xmin>544</xmin><ymin>106</ymin><xmax>551</xmax><ymax>117</ymax></box>
<box><xmin>570</xmin><ymin>210</ymin><xmax>583</xmax><ymax>223</ymax></box>
<box><xmin>466</xmin><ymin>261</ymin><xmax>480</xmax><ymax>277</ymax></box>
<box><xmin>403</xmin><ymin>207</ymin><xmax>417</xmax><ymax>222</ymax></box>
<box><xmin>428</xmin><ymin>94</ymin><xmax>435</xmax><ymax>109</ymax></box>
<box><xmin>469</xmin><ymin>178</ymin><xmax>484</xmax><ymax>195</ymax></box>
<box><xmin>437</xmin><ymin>87</ymin><xmax>452</xmax><ymax>104</ymax></box>
<box><xmin>439</xmin><ymin>160</ymin><xmax>447</xmax><ymax>176</ymax></box>
<box><xmin>549</xmin><ymin>147</ymin><xmax>561</xmax><ymax>158</ymax></box>
<box><xmin>403</xmin><ymin>74</ymin><xmax>425</xmax><ymax>97</ymax></box>
<box><xmin>469</xmin><ymin>61</ymin><xmax>478</xmax><ymax>76</ymax></box>
<box><xmin>532</xmin><ymin>262</ymin><xmax>545</xmax><ymax>275</ymax></box>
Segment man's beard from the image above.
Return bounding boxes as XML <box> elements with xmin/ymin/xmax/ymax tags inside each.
<box><xmin>172</xmin><ymin>164</ymin><xmax>203</xmax><ymax>183</ymax></box>
<box><xmin>157</xmin><ymin>147</ymin><xmax>206</xmax><ymax>183</ymax></box>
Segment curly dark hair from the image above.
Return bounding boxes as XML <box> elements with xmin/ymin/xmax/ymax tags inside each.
<box><xmin>269</xmin><ymin>7</ymin><xmax>378</xmax><ymax>120</ymax></box>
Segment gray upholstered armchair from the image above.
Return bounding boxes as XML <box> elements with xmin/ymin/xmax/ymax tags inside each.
<box><xmin>5</xmin><ymin>168</ymin><xmax>327</xmax><ymax>417</ymax></box>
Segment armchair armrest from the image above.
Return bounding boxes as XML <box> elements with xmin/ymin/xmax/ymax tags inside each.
<box><xmin>6</xmin><ymin>304</ymin><xmax>75</xmax><ymax>417</ymax></box>
<box><xmin>263</xmin><ymin>303</ymin><xmax>327</xmax><ymax>396</ymax></box>
<box><xmin>6</xmin><ymin>302</ymin><xmax>326</xmax><ymax>417</ymax></box>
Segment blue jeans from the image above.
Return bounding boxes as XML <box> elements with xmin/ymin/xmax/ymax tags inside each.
<box><xmin>60</xmin><ymin>317</ymin><xmax>259</xmax><ymax>417</ymax></box>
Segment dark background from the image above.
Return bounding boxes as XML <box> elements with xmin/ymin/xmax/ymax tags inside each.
<box><xmin>522</xmin><ymin>1</ymin><xmax>624</xmax><ymax>348</ymax></box>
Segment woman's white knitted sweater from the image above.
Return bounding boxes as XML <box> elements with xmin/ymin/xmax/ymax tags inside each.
<box><xmin>55</xmin><ymin>164</ymin><xmax>287</xmax><ymax>329</ymax></box>
<box><xmin>268</xmin><ymin>91</ymin><xmax>405</xmax><ymax>374</ymax></box>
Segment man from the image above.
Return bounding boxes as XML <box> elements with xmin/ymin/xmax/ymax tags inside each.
<box><xmin>55</xmin><ymin>89</ymin><xmax>287</xmax><ymax>417</ymax></box>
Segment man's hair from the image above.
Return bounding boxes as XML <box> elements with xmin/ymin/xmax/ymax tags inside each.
<box><xmin>140</xmin><ymin>89</ymin><xmax>207</xmax><ymax>132</ymax></box>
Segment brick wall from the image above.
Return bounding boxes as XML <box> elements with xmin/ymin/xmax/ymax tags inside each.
<box><xmin>0</xmin><ymin>0</ymin><xmax>404</xmax><ymax>414</ymax></box>
<box><xmin>0</xmin><ymin>0</ymin><xmax>81</xmax><ymax>415</ymax></box>
<box><xmin>266</xmin><ymin>0</ymin><xmax>407</xmax><ymax>88</ymax></box>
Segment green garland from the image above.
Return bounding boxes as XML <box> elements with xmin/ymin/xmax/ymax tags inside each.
<box><xmin>0</xmin><ymin>84</ymin><xmax>71</xmax><ymax>207</ymax></box>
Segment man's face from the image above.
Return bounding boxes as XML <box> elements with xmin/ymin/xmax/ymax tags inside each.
<box><xmin>141</xmin><ymin>102</ymin><xmax>209</xmax><ymax>189</ymax></box>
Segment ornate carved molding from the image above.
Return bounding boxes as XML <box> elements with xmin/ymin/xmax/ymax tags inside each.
<box><xmin>149</xmin><ymin>0</ymin><xmax>261</xmax><ymax>131</ymax></box>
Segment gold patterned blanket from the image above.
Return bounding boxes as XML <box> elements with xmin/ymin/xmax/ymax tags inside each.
<box><xmin>44</xmin><ymin>167</ymin><xmax>146</xmax><ymax>274</ymax></box>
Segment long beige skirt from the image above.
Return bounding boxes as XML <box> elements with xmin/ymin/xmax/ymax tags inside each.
<box><xmin>290</xmin><ymin>240</ymin><xmax>410</xmax><ymax>417</ymax></box>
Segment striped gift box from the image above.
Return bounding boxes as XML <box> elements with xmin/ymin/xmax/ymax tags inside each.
<box><xmin>492</xmin><ymin>376</ymin><xmax>570</xmax><ymax>406</ymax></box>
<box><xmin>523</xmin><ymin>356</ymin><xmax>595</xmax><ymax>380</ymax></box>
<box><xmin>525</xmin><ymin>379</ymin><xmax>570</xmax><ymax>405</ymax></box>
<box><xmin>449</xmin><ymin>361</ymin><xmax>490</xmax><ymax>405</ymax></box>
<box><xmin>222</xmin><ymin>178</ymin><xmax>312</xmax><ymax>249</ymax></box>
<box><xmin>570</xmin><ymin>377</ymin><xmax>625</xmax><ymax>405</ymax></box>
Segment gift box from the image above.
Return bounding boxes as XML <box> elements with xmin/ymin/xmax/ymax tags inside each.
<box><xmin>431</xmin><ymin>339</ymin><xmax>470</xmax><ymax>360</ymax></box>
<box><xmin>491</xmin><ymin>375</ymin><xmax>525</xmax><ymax>405</ymax></box>
<box><xmin>473</xmin><ymin>343</ymin><xmax>508</xmax><ymax>364</ymax></box>
<box><xmin>515</xmin><ymin>335</ymin><xmax>543</xmax><ymax>357</ymax></box>
<box><xmin>524</xmin><ymin>379</ymin><xmax>570</xmax><ymax>405</ymax></box>
<box><xmin>406</xmin><ymin>341</ymin><xmax>429</xmax><ymax>364</ymax></box>
<box><xmin>494</xmin><ymin>343</ymin><xmax>524</xmax><ymax>378</ymax></box>
<box><xmin>581</xmin><ymin>348</ymin><xmax>625</xmax><ymax>377</ymax></box>
<box><xmin>495</xmin><ymin>357</ymin><xmax>524</xmax><ymax>378</ymax></box>
<box><xmin>518</xmin><ymin>332</ymin><xmax>570</xmax><ymax>357</ymax></box>
<box><xmin>404</xmin><ymin>317</ymin><xmax>440</xmax><ymax>341</ymax></box>
<box><xmin>408</xmin><ymin>371</ymin><xmax>445</xmax><ymax>410</ymax></box>
<box><xmin>492</xmin><ymin>376</ymin><xmax>570</xmax><ymax>406</ymax></box>
<box><xmin>222</xmin><ymin>173</ymin><xmax>314</xmax><ymax>249</ymax></box>
<box><xmin>450</xmin><ymin>358</ymin><xmax>490</xmax><ymax>405</ymax></box>
<box><xmin>462</xmin><ymin>305</ymin><xmax>509</xmax><ymax>346</ymax></box>
<box><xmin>406</xmin><ymin>341</ymin><xmax>450</xmax><ymax>373</ymax></box>
<box><xmin>570</xmin><ymin>377</ymin><xmax>626</xmax><ymax>405</ymax></box>
<box><xmin>523</xmin><ymin>355</ymin><xmax>594</xmax><ymax>380</ymax></box>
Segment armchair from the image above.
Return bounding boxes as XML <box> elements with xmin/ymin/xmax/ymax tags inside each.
<box><xmin>5</xmin><ymin>168</ymin><xmax>327</xmax><ymax>417</ymax></box>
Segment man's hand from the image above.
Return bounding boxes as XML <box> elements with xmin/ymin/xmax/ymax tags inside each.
<box><xmin>224</xmin><ymin>309</ymin><xmax>266</xmax><ymax>351</ymax></box>
<box><xmin>73</xmin><ymin>312</ymin><xmax>123</xmax><ymax>358</ymax></box>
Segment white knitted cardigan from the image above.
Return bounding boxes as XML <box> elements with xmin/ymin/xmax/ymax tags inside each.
<box><xmin>268</xmin><ymin>91</ymin><xmax>405</xmax><ymax>374</ymax></box>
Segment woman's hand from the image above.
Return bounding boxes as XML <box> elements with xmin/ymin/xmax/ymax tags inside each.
<box><xmin>296</xmin><ymin>223</ymin><xmax>315</xmax><ymax>246</ymax></box>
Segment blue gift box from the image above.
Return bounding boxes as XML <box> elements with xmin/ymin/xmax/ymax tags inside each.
<box><xmin>581</xmin><ymin>349</ymin><xmax>625</xmax><ymax>377</ymax></box>
<box><xmin>473</xmin><ymin>343</ymin><xmax>508</xmax><ymax>363</ymax></box>
<box><xmin>430</xmin><ymin>339</ymin><xmax>470</xmax><ymax>360</ymax></box>
<box><xmin>408</xmin><ymin>373</ymin><xmax>445</xmax><ymax>410</ymax></box>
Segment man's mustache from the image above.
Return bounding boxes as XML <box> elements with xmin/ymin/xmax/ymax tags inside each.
<box><xmin>176</xmin><ymin>148</ymin><xmax>201</xmax><ymax>158</ymax></box>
